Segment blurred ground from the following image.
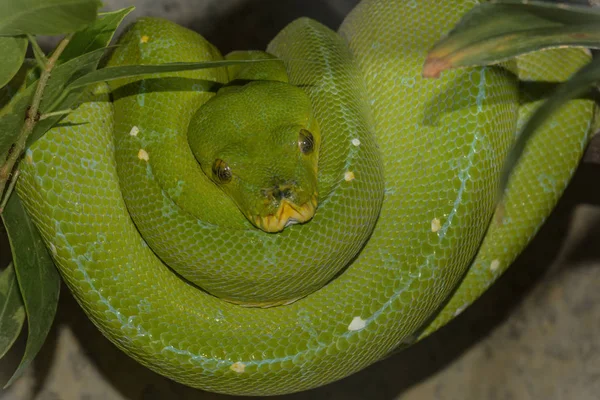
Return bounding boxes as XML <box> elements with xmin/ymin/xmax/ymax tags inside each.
<box><xmin>2</xmin><ymin>1</ymin><xmax>600</xmax><ymax>399</ymax></box>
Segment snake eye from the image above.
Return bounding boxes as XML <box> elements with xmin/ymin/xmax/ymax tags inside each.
<box><xmin>212</xmin><ymin>159</ymin><xmax>232</xmax><ymax>183</ymax></box>
<box><xmin>298</xmin><ymin>129</ymin><xmax>314</xmax><ymax>155</ymax></box>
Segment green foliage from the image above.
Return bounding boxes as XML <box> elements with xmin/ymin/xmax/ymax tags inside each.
<box><xmin>65</xmin><ymin>59</ymin><xmax>268</xmax><ymax>90</ymax></box>
<box><xmin>0</xmin><ymin>263</ymin><xmax>25</xmax><ymax>360</ymax></box>
<box><xmin>0</xmin><ymin>37</ymin><xmax>27</xmax><ymax>87</ymax></box>
<box><xmin>423</xmin><ymin>1</ymin><xmax>600</xmax><ymax>77</ymax></box>
<box><xmin>59</xmin><ymin>7</ymin><xmax>135</xmax><ymax>62</ymax></box>
<box><xmin>32</xmin><ymin>47</ymin><xmax>110</xmax><ymax>142</ymax></box>
<box><xmin>0</xmin><ymin>81</ymin><xmax>36</xmax><ymax>158</ymax></box>
<box><xmin>423</xmin><ymin>0</ymin><xmax>600</xmax><ymax>196</ymax></box>
<box><xmin>1</xmin><ymin>193</ymin><xmax>60</xmax><ymax>387</ymax></box>
<box><xmin>499</xmin><ymin>53</ymin><xmax>600</xmax><ymax>195</ymax></box>
<box><xmin>0</xmin><ymin>1</ymin><xmax>126</xmax><ymax>386</ymax></box>
<box><xmin>0</xmin><ymin>0</ymin><xmax>102</xmax><ymax>36</ymax></box>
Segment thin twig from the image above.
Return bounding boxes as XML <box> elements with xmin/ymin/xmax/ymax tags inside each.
<box><xmin>40</xmin><ymin>109</ymin><xmax>73</xmax><ymax>121</ymax></box>
<box><xmin>0</xmin><ymin>33</ymin><xmax>74</xmax><ymax>201</ymax></box>
<box><xmin>0</xmin><ymin>169</ymin><xmax>19</xmax><ymax>214</ymax></box>
<box><xmin>27</xmin><ymin>35</ymin><xmax>47</xmax><ymax>70</ymax></box>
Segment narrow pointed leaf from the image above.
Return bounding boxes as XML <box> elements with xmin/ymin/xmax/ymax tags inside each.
<box><xmin>0</xmin><ymin>47</ymin><xmax>107</xmax><ymax>157</ymax></box>
<box><xmin>41</xmin><ymin>46</ymin><xmax>108</xmax><ymax>113</ymax></box>
<box><xmin>0</xmin><ymin>263</ymin><xmax>25</xmax><ymax>360</ymax></box>
<box><xmin>0</xmin><ymin>46</ymin><xmax>109</xmax><ymax>157</ymax></box>
<box><xmin>28</xmin><ymin>47</ymin><xmax>110</xmax><ymax>146</ymax></box>
<box><xmin>0</xmin><ymin>0</ymin><xmax>101</xmax><ymax>36</ymax></box>
<box><xmin>0</xmin><ymin>36</ymin><xmax>27</xmax><ymax>88</ymax></box>
<box><xmin>0</xmin><ymin>82</ymin><xmax>35</xmax><ymax>159</ymax></box>
<box><xmin>0</xmin><ymin>59</ymin><xmax>38</xmax><ymax>111</ymax></box>
<box><xmin>423</xmin><ymin>1</ymin><xmax>600</xmax><ymax>78</ymax></box>
<box><xmin>65</xmin><ymin>59</ymin><xmax>275</xmax><ymax>90</ymax></box>
<box><xmin>59</xmin><ymin>7</ymin><xmax>135</xmax><ymax>63</ymax></box>
<box><xmin>1</xmin><ymin>192</ymin><xmax>60</xmax><ymax>387</ymax></box>
<box><xmin>0</xmin><ymin>62</ymin><xmax>36</xmax><ymax>162</ymax></box>
<box><xmin>490</xmin><ymin>0</ymin><xmax>600</xmax><ymax>17</ymax></box>
<box><xmin>499</xmin><ymin>54</ymin><xmax>600</xmax><ymax>195</ymax></box>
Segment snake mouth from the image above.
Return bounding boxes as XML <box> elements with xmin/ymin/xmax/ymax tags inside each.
<box><xmin>253</xmin><ymin>194</ymin><xmax>318</xmax><ymax>233</ymax></box>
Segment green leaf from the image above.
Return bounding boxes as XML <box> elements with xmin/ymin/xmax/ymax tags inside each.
<box><xmin>0</xmin><ymin>7</ymin><xmax>132</xmax><ymax>149</ymax></box>
<box><xmin>1</xmin><ymin>192</ymin><xmax>60</xmax><ymax>387</ymax></box>
<box><xmin>0</xmin><ymin>59</ymin><xmax>35</xmax><ymax>110</ymax></box>
<box><xmin>59</xmin><ymin>7</ymin><xmax>135</xmax><ymax>63</ymax></box>
<box><xmin>423</xmin><ymin>1</ymin><xmax>600</xmax><ymax>78</ymax></box>
<box><xmin>0</xmin><ymin>82</ymin><xmax>35</xmax><ymax>159</ymax></box>
<box><xmin>0</xmin><ymin>46</ymin><xmax>110</xmax><ymax>158</ymax></box>
<box><xmin>0</xmin><ymin>263</ymin><xmax>25</xmax><ymax>360</ymax></box>
<box><xmin>27</xmin><ymin>34</ymin><xmax>47</xmax><ymax>71</ymax></box>
<box><xmin>65</xmin><ymin>59</ymin><xmax>275</xmax><ymax>90</ymax></box>
<box><xmin>499</xmin><ymin>53</ymin><xmax>600</xmax><ymax>195</ymax></box>
<box><xmin>0</xmin><ymin>61</ymin><xmax>36</xmax><ymax>162</ymax></box>
<box><xmin>0</xmin><ymin>0</ymin><xmax>102</xmax><ymax>36</ymax></box>
<box><xmin>39</xmin><ymin>46</ymin><xmax>107</xmax><ymax>113</ymax></box>
<box><xmin>0</xmin><ymin>36</ymin><xmax>27</xmax><ymax>88</ymax></box>
<box><xmin>28</xmin><ymin>47</ymin><xmax>109</xmax><ymax>146</ymax></box>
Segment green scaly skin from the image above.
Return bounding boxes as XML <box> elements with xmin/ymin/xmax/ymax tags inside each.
<box><xmin>12</xmin><ymin>0</ymin><xmax>596</xmax><ymax>395</ymax></box>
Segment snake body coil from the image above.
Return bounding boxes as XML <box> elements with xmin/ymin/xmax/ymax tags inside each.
<box><xmin>14</xmin><ymin>0</ymin><xmax>595</xmax><ymax>395</ymax></box>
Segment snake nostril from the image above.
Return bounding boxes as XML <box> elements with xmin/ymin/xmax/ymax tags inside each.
<box><xmin>264</xmin><ymin>185</ymin><xmax>294</xmax><ymax>201</ymax></box>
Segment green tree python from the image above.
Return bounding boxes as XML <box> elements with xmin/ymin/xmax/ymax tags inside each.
<box><xmin>13</xmin><ymin>0</ymin><xmax>596</xmax><ymax>395</ymax></box>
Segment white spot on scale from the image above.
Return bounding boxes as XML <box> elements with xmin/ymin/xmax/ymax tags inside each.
<box><xmin>230</xmin><ymin>362</ymin><xmax>246</xmax><ymax>373</ymax></box>
<box><xmin>348</xmin><ymin>316</ymin><xmax>366</xmax><ymax>331</ymax></box>
<box><xmin>454</xmin><ymin>303</ymin><xmax>468</xmax><ymax>317</ymax></box>
<box><xmin>137</xmin><ymin>149</ymin><xmax>149</xmax><ymax>161</ymax></box>
<box><xmin>25</xmin><ymin>149</ymin><xmax>33</xmax><ymax>164</ymax></box>
<box><xmin>129</xmin><ymin>126</ymin><xmax>140</xmax><ymax>137</ymax></box>
<box><xmin>344</xmin><ymin>171</ymin><xmax>355</xmax><ymax>182</ymax></box>
<box><xmin>49</xmin><ymin>243</ymin><xmax>57</xmax><ymax>256</ymax></box>
<box><xmin>431</xmin><ymin>218</ymin><xmax>441</xmax><ymax>233</ymax></box>
<box><xmin>351</xmin><ymin>138</ymin><xmax>361</xmax><ymax>147</ymax></box>
<box><xmin>490</xmin><ymin>259</ymin><xmax>500</xmax><ymax>272</ymax></box>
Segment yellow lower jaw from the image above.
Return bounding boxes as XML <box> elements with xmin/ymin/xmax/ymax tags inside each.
<box><xmin>254</xmin><ymin>195</ymin><xmax>317</xmax><ymax>233</ymax></box>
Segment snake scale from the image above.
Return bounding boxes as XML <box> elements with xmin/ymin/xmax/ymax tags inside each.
<box><xmin>12</xmin><ymin>0</ymin><xmax>596</xmax><ymax>395</ymax></box>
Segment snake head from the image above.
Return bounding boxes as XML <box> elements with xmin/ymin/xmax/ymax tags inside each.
<box><xmin>188</xmin><ymin>80</ymin><xmax>320</xmax><ymax>233</ymax></box>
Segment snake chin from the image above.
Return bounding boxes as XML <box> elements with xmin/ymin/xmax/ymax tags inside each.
<box><xmin>252</xmin><ymin>194</ymin><xmax>318</xmax><ymax>233</ymax></box>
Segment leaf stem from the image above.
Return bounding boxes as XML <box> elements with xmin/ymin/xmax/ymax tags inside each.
<box><xmin>0</xmin><ymin>170</ymin><xmax>19</xmax><ymax>214</ymax></box>
<box><xmin>0</xmin><ymin>34</ymin><xmax>74</xmax><ymax>203</ymax></box>
<box><xmin>39</xmin><ymin>109</ymin><xmax>73</xmax><ymax>121</ymax></box>
<box><xmin>27</xmin><ymin>35</ymin><xmax>47</xmax><ymax>70</ymax></box>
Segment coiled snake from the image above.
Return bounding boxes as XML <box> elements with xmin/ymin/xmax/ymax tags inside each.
<box><xmin>15</xmin><ymin>0</ymin><xmax>596</xmax><ymax>395</ymax></box>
